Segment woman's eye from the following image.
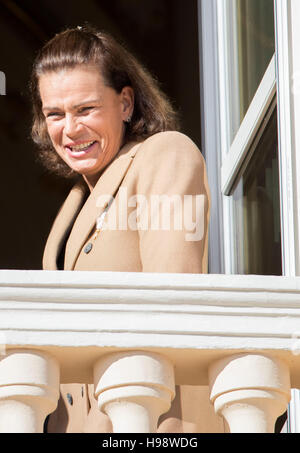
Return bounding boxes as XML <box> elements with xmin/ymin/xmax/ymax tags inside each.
<box><xmin>46</xmin><ymin>112</ymin><xmax>63</xmax><ymax>118</ymax></box>
<box><xmin>78</xmin><ymin>106</ymin><xmax>93</xmax><ymax>114</ymax></box>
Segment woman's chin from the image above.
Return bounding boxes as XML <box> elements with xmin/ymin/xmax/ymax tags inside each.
<box><xmin>65</xmin><ymin>160</ymin><xmax>100</xmax><ymax>177</ymax></box>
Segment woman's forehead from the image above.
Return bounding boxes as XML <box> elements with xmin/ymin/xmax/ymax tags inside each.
<box><xmin>39</xmin><ymin>68</ymin><xmax>117</xmax><ymax>111</ymax></box>
<box><xmin>39</xmin><ymin>65</ymin><xmax>104</xmax><ymax>87</ymax></box>
<box><xmin>39</xmin><ymin>67</ymin><xmax>108</xmax><ymax>104</ymax></box>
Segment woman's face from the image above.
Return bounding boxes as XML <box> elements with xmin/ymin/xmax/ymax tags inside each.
<box><xmin>39</xmin><ymin>65</ymin><xmax>134</xmax><ymax>189</ymax></box>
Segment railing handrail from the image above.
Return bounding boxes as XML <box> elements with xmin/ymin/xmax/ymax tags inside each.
<box><xmin>0</xmin><ymin>269</ymin><xmax>299</xmax><ymax>387</ymax></box>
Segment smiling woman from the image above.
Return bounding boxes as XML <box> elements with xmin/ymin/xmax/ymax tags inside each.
<box><xmin>30</xmin><ymin>25</ymin><xmax>210</xmax><ymax>433</ymax></box>
<box><xmin>30</xmin><ymin>26</ymin><xmax>179</xmax><ymax>179</ymax></box>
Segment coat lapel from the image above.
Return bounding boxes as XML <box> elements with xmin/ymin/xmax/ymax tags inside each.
<box><xmin>42</xmin><ymin>179</ymin><xmax>88</xmax><ymax>270</ymax></box>
<box><xmin>64</xmin><ymin>140</ymin><xmax>141</xmax><ymax>270</ymax></box>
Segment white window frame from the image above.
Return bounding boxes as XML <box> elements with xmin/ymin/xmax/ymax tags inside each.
<box><xmin>216</xmin><ymin>0</ymin><xmax>300</xmax><ymax>277</ymax></box>
<box><xmin>199</xmin><ymin>0</ymin><xmax>300</xmax><ymax>274</ymax></box>
<box><xmin>274</xmin><ymin>0</ymin><xmax>300</xmax><ymax>278</ymax></box>
<box><xmin>217</xmin><ymin>0</ymin><xmax>278</xmax><ymax>275</ymax></box>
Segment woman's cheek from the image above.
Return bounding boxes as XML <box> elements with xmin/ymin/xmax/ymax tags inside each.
<box><xmin>48</xmin><ymin>124</ymin><xmax>61</xmax><ymax>147</ymax></box>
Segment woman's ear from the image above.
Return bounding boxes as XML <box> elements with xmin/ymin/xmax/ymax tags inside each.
<box><xmin>121</xmin><ymin>86</ymin><xmax>134</xmax><ymax>120</ymax></box>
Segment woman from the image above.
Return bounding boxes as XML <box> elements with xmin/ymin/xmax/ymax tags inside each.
<box><xmin>31</xmin><ymin>26</ymin><xmax>211</xmax><ymax>432</ymax></box>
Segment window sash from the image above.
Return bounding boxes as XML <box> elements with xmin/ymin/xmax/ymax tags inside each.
<box><xmin>274</xmin><ymin>0</ymin><xmax>298</xmax><ymax>278</ymax></box>
<box><xmin>221</xmin><ymin>55</ymin><xmax>276</xmax><ymax>196</ymax></box>
<box><xmin>216</xmin><ymin>0</ymin><xmax>278</xmax><ymax>274</ymax></box>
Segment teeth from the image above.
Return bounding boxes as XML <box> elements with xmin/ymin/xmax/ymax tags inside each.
<box><xmin>70</xmin><ymin>141</ymin><xmax>95</xmax><ymax>151</ymax></box>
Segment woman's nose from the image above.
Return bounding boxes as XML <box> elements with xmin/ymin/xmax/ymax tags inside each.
<box><xmin>64</xmin><ymin>114</ymin><xmax>81</xmax><ymax>136</ymax></box>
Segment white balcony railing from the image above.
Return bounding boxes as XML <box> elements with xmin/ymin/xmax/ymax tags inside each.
<box><xmin>0</xmin><ymin>270</ymin><xmax>299</xmax><ymax>433</ymax></box>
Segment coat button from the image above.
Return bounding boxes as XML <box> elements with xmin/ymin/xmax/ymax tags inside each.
<box><xmin>84</xmin><ymin>243</ymin><xmax>93</xmax><ymax>254</ymax></box>
<box><xmin>66</xmin><ymin>393</ymin><xmax>73</xmax><ymax>405</ymax></box>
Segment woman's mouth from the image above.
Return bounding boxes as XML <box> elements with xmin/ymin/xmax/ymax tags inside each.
<box><xmin>66</xmin><ymin>140</ymin><xmax>97</xmax><ymax>156</ymax></box>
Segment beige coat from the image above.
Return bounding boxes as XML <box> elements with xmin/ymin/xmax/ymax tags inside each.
<box><xmin>43</xmin><ymin>131</ymin><xmax>216</xmax><ymax>433</ymax></box>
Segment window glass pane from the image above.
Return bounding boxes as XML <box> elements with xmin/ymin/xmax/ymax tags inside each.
<box><xmin>231</xmin><ymin>0</ymin><xmax>275</xmax><ymax>140</ymax></box>
<box><xmin>232</xmin><ymin>109</ymin><xmax>282</xmax><ymax>275</ymax></box>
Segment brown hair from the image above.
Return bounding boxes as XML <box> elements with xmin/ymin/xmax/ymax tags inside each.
<box><xmin>30</xmin><ymin>25</ymin><xmax>180</xmax><ymax>177</ymax></box>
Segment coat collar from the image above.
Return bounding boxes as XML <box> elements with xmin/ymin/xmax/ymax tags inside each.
<box><xmin>43</xmin><ymin>140</ymin><xmax>141</xmax><ymax>271</ymax></box>
<box><xmin>42</xmin><ymin>178</ymin><xmax>88</xmax><ymax>270</ymax></box>
<box><xmin>62</xmin><ymin>140</ymin><xmax>141</xmax><ymax>270</ymax></box>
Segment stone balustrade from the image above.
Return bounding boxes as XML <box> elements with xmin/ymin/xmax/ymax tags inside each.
<box><xmin>0</xmin><ymin>270</ymin><xmax>299</xmax><ymax>433</ymax></box>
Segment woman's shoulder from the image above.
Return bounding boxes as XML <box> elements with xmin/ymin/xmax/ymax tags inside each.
<box><xmin>134</xmin><ymin>131</ymin><xmax>204</xmax><ymax>165</ymax></box>
<box><xmin>139</xmin><ymin>130</ymin><xmax>200</xmax><ymax>150</ymax></box>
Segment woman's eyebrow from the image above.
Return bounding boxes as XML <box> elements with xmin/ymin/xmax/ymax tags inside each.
<box><xmin>73</xmin><ymin>99</ymin><xmax>101</xmax><ymax>108</ymax></box>
<box><xmin>42</xmin><ymin>105</ymin><xmax>60</xmax><ymax>112</ymax></box>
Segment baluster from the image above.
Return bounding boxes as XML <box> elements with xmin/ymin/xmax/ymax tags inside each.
<box><xmin>0</xmin><ymin>349</ymin><xmax>60</xmax><ymax>433</ymax></box>
<box><xmin>94</xmin><ymin>351</ymin><xmax>175</xmax><ymax>433</ymax></box>
<box><xmin>209</xmin><ymin>354</ymin><xmax>291</xmax><ymax>433</ymax></box>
